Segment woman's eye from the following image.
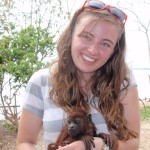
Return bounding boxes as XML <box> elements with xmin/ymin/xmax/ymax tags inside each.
<box><xmin>80</xmin><ymin>33</ymin><xmax>92</xmax><ymax>41</ymax></box>
<box><xmin>102</xmin><ymin>43</ymin><xmax>110</xmax><ymax>48</ymax></box>
<box><xmin>82</xmin><ymin>35</ymin><xmax>91</xmax><ymax>40</ymax></box>
<box><xmin>85</xmin><ymin>35</ymin><xmax>90</xmax><ymax>39</ymax></box>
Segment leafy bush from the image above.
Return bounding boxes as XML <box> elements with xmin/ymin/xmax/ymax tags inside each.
<box><xmin>140</xmin><ymin>105</ymin><xmax>150</xmax><ymax>121</ymax></box>
<box><xmin>2</xmin><ymin>121</ymin><xmax>18</xmax><ymax>133</ymax></box>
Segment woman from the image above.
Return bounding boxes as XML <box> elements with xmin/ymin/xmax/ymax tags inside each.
<box><xmin>17</xmin><ymin>0</ymin><xmax>140</xmax><ymax>149</ymax></box>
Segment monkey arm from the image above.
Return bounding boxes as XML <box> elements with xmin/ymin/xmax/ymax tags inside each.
<box><xmin>97</xmin><ymin>133</ymin><xmax>118</xmax><ymax>150</ymax></box>
<box><xmin>55</xmin><ymin>125</ymin><xmax>70</xmax><ymax>146</ymax></box>
<box><xmin>48</xmin><ymin>125</ymin><xmax>70</xmax><ymax>150</ymax></box>
<box><xmin>80</xmin><ymin>135</ymin><xmax>95</xmax><ymax>150</ymax></box>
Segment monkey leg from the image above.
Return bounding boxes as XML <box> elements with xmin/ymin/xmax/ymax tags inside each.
<box><xmin>97</xmin><ymin>133</ymin><xmax>118</xmax><ymax>150</ymax></box>
<box><xmin>81</xmin><ymin>135</ymin><xmax>95</xmax><ymax>150</ymax></box>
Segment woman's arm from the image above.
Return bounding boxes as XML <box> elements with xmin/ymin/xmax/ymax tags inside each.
<box><xmin>118</xmin><ymin>86</ymin><xmax>140</xmax><ymax>150</ymax></box>
<box><xmin>17</xmin><ymin>108</ymin><xmax>43</xmax><ymax>150</ymax></box>
<box><xmin>57</xmin><ymin>137</ymin><xmax>104</xmax><ymax>150</ymax></box>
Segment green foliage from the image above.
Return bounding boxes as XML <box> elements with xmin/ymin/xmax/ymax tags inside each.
<box><xmin>140</xmin><ymin>105</ymin><xmax>150</xmax><ymax>121</ymax></box>
<box><xmin>0</xmin><ymin>24</ymin><xmax>55</xmax><ymax>85</ymax></box>
<box><xmin>0</xmin><ymin>0</ymin><xmax>68</xmax><ymax>127</ymax></box>
<box><xmin>0</xmin><ymin>24</ymin><xmax>55</xmax><ymax>126</ymax></box>
<box><xmin>2</xmin><ymin>121</ymin><xmax>17</xmax><ymax>133</ymax></box>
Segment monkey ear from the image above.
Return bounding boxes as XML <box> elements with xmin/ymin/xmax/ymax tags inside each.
<box><xmin>87</xmin><ymin>114</ymin><xmax>92</xmax><ymax>122</ymax></box>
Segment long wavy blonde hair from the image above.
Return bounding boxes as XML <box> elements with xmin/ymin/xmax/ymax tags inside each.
<box><xmin>49</xmin><ymin>8</ymin><xmax>137</xmax><ymax>140</ymax></box>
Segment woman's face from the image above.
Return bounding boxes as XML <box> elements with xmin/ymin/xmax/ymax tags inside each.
<box><xmin>71</xmin><ymin>15</ymin><xmax>120</xmax><ymax>79</ymax></box>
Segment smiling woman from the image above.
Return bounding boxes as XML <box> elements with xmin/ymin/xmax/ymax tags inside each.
<box><xmin>71</xmin><ymin>14</ymin><xmax>120</xmax><ymax>78</ymax></box>
<box><xmin>17</xmin><ymin>0</ymin><xmax>140</xmax><ymax>150</ymax></box>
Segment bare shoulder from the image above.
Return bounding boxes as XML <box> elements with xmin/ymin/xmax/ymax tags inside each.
<box><xmin>121</xmin><ymin>86</ymin><xmax>139</xmax><ymax>105</ymax></box>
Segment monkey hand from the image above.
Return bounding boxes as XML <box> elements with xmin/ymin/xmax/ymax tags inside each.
<box><xmin>81</xmin><ymin>135</ymin><xmax>95</xmax><ymax>150</ymax></box>
<box><xmin>48</xmin><ymin>143</ymin><xmax>58</xmax><ymax>150</ymax></box>
<box><xmin>97</xmin><ymin>133</ymin><xmax>118</xmax><ymax>150</ymax></box>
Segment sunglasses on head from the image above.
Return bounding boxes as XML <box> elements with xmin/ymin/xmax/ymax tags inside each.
<box><xmin>80</xmin><ymin>0</ymin><xmax>128</xmax><ymax>27</ymax></box>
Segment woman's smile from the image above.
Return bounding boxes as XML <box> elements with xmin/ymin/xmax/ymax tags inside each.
<box><xmin>82</xmin><ymin>53</ymin><xmax>95</xmax><ymax>63</ymax></box>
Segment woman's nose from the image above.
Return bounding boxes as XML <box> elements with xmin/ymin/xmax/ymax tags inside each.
<box><xmin>87</xmin><ymin>44</ymin><xmax>98</xmax><ymax>54</ymax></box>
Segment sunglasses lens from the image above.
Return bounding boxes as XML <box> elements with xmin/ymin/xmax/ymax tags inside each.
<box><xmin>88</xmin><ymin>0</ymin><xmax>105</xmax><ymax>9</ymax></box>
<box><xmin>110</xmin><ymin>7</ymin><xmax>125</xmax><ymax>21</ymax></box>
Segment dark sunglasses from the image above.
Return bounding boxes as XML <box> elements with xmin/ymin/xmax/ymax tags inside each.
<box><xmin>80</xmin><ymin>0</ymin><xmax>128</xmax><ymax>27</ymax></box>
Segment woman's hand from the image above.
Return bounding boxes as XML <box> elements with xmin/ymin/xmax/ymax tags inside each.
<box><xmin>57</xmin><ymin>137</ymin><xmax>104</xmax><ymax>150</ymax></box>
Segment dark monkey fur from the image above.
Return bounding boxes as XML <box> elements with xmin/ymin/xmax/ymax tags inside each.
<box><xmin>48</xmin><ymin>108</ymin><xmax>118</xmax><ymax>150</ymax></box>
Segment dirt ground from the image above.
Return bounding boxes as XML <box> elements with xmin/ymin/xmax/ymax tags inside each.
<box><xmin>0</xmin><ymin>101</ymin><xmax>150</xmax><ymax>150</ymax></box>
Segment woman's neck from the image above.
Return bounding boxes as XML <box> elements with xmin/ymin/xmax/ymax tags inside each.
<box><xmin>78</xmin><ymin>71</ymin><xmax>93</xmax><ymax>98</ymax></box>
<box><xmin>80</xmin><ymin>77</ymin><xmax>92</xmax><ymax>99</ymax></box>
